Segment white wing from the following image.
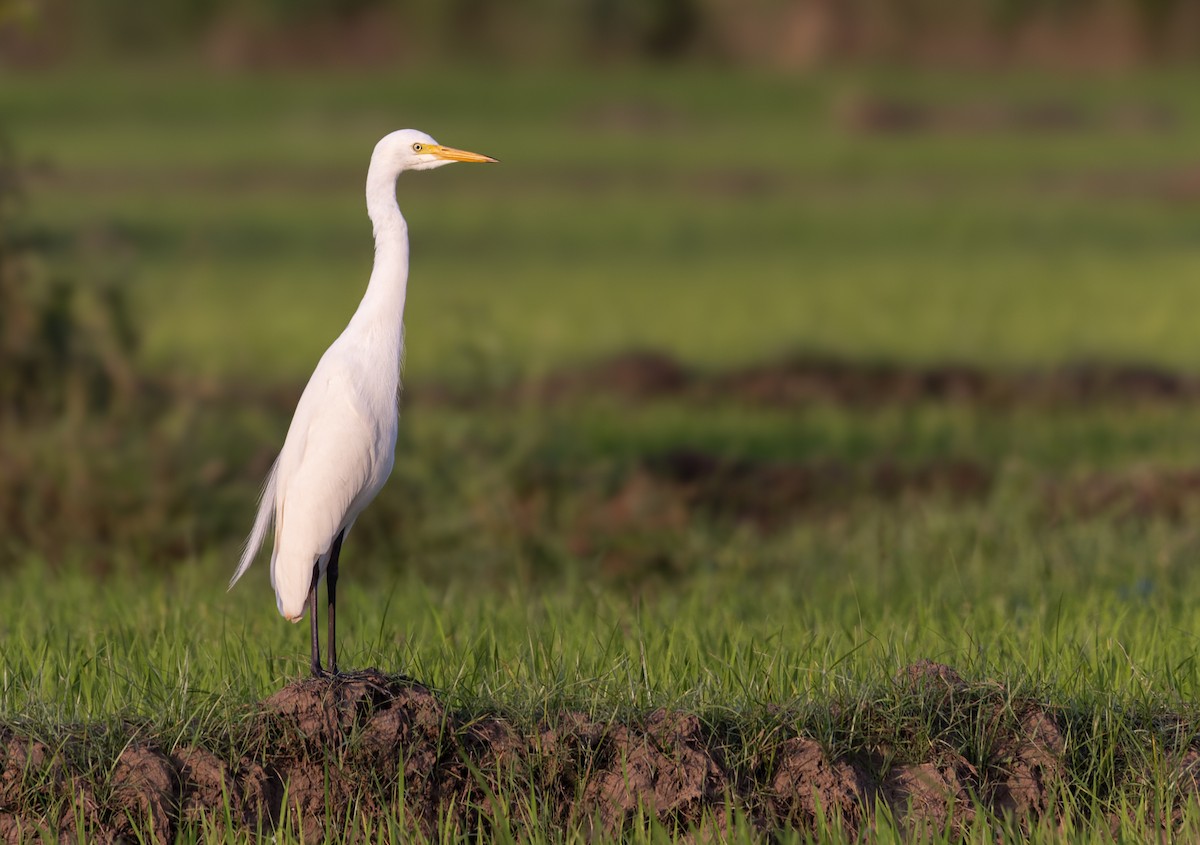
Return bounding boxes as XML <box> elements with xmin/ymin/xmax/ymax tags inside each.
<box><xmin>269</xmin><ymin>348</ymin><xmax>396</xmax><ymax>618</ymax></box>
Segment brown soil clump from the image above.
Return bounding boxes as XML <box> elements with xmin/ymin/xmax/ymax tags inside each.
<box><xmin>882</xmin><ymin>755</ymin><xmax>978</xmax><ymax>838</ymax></box>
<box><xmin>173</xmin><ymin>746</ymin><xmax>239</xmax><ymax>829</ymax></box>
<box><xmin>442</xmin><ymin>715</ymin><xmax>532</xmax><ymax>835</ymax></box>
<box><xmin>0</xmin><ymin>731</ymin><xmax>100</xmax><ymax>841</ymax></box>
<box><xmin>236</xmin><ymin>759</ymin><xmax>284</xmax><ymax>832</ymax></box>
<box><xmin>767</xmin><ymin>737</ymin><xmax>875</xmax><ymax>834</ymax></box>
<box><xmin>0</xmin><ymin>732</ymin><xmax>58</xmax><ymax>808</ymax></box>
<box><xmin>109</xmin><ymin>745</ymin><xmax>178</xmax><ymax>843</ymax></box>
<box><xmin>988</xmin><ymin>707</ymin><xmax>1066</xmax><ymax>823</ymax></box>
<box><xmin>580</xmin><ymin>709</ymin><xmax>728</xmax><ymax>834</ymax></box>
<box><xmin>897</xmin><ymin>659</ymin><xmax>968</xmax><ymax>694</ymax></box>
<box><xmin>263</xmin><ymin>667</ymin><xmax>422</xmax><ymax>749</ymax></box>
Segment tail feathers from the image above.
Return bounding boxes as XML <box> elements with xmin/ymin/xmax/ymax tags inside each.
<box><xmin>229</xmin><ymin>459</ymin><xmax>279</xmax><ymax>589</ymax></box>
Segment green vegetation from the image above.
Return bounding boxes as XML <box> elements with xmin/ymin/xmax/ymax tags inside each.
<box><xmin>4</xmin><ymin>67</ymin><xmax>1200</xmax><ymax>840</ymax></box>
<box><xmin>9</xmin><ymin>69</ymin><xmax>1200</xmax><ymax>379</ymax></box>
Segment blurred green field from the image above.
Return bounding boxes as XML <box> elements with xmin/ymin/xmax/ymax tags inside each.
<box><xmin>7</xmin><ymin>68</ymin><xmax>1200</xmax><ymax>380</ymax></box>
<box><xmin>5</xmin><ymin>67</ymin><xmax>1200</xmax><ymax>841</ymax></box>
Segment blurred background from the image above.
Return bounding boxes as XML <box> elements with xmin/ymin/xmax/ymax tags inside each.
<box><xmin>6</xmin><ymin>0</ymin><xmax>1200</xmax><ymax>69</ymax></box>
<box><xmin>3</xmin><ymin>0</ymin><xmax>1200</xmax><ymax>587</ymax></box>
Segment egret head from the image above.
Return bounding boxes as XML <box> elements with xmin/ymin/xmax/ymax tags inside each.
<box><xmin>372</xmin><ymin>129</ymin><xmax>497</xmax><ymax>174</ymax></box>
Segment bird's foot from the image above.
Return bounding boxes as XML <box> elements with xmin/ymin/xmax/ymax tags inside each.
<box><xmin>321</xmin><ymin>667</ymin><xmax>394</xmax><ymax>694</ymax></box>
<box><xmin>309</xmin><ymin>663</ymin><xmax>348</xmax><ymax>681</ymax></box>
<box><xmin>304</xmin><ymin>666</ymin><xmax>409</xmax><ymax>697</ymax></box>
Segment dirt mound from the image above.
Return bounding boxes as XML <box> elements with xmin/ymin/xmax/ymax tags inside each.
<box><xmin>441</xmin><ymin>352</ymin><xmax>1200</xmax><ymax>410</ymax></box>
<box><xmin>767</xmin><ymin>737</ymin><xmax>875</xmax><ymax>834</ymax></box>
<box><xmin>897</xmin><ymin>658</ymin><xmax>968</xmax><ymax>693</ymax></box>
<box><xmin>988</xmin><ymin>708</ymin><xmax>1066</xmax><ymax>822</ymax></box>
<box><xmin>0</xmin><ymin>732</ymin><xmax>57</xmax><ymax>809</ymax></box>
<box><xmin>110</xmin><ymin>745</ymin><xmax>177</xmax><ymax>843</ymax></box>
<box><xmin>580</xmin><ymin>709</ymin><xmax>727</xmax><ymax>833</ymax></box>
<box><xmin>1</xmin><ymin>662</ymin><xmax>1191</xmax><ymax>841</ymax></box>
<box><xmin>172</xmin><ymin>746</ymin><xmax>240</xmax><ymax>829</ymax></box>
<box><xmin>882</xmin><ymin>755</ymin><xmax>978</xmax><ymax>837</ymax></box>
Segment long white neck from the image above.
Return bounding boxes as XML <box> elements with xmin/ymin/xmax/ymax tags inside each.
<box><xmin>350</xmin><ymin>160</ymin><xmax>410</xmax><ymax>334</ymax></box>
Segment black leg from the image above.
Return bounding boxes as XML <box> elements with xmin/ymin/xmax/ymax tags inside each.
<box><xmin>326</xmin><ymin>530</ymin><xmax>345</xmax><ymax>675</ymax></box>
<box><xmin>308</xmin><ymin>559</ymin><xmax>323</xmax><ymax>677</ymax></box>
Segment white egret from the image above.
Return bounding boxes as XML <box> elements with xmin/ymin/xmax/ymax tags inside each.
<box><xmin>229</xmin><ymin>130</ymin><xmax>497</xmax><ymax>676</ymax></box>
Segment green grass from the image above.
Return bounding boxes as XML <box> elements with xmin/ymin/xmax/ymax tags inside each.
<box><xmin>5</xmin><ymin>509</ymin><xmax>1200</xmax><ymax>721</ymax></box>
<box><xmin>6</xmin><ymin>66</ymin><xmax>1200</xmax><ymax>840</ymax></box>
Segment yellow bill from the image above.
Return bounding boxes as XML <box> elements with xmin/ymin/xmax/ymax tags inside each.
<box><xmin>428</xmin><ymin>144</ymin><xmax>498</xmax><ymax>164</ymax></box>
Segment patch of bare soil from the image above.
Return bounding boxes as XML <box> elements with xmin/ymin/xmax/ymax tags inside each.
<box><xmin>579</xmin><ymin>709</ymin><xmax>727</xmax><ymax>833</ymax></box>
<box><xmin>766</xmin><ymin>736</ymin><xmax>876</xmax><ymax>834</ymax></box>
<box><xmin>422</xmin><ymin>351</ymin><xmax>1200</xmax><ymax>411</ymax></box>
<box><xmin>882</xmin><ymin>756</ymin><xmax>978</xmax><ymax>838</ymax></box>
<box><xmin>3</xmin><ymin>662</ymin><xmax>1195</xmax><ymax>842</ymax></box>
<box><xmin>109</xmin><ymin>745</ymin><xmax>177</xmax><ymax>843</ymax></box>
<box><xmin>988</xmin><ymin>708</ymin><xmax>1066</xmax><ymax>823</ymax></box>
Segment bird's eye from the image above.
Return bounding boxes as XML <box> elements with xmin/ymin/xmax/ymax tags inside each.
<box><xmin>412</xmin><ymin>143</ymin><xmax>423</xmax><ymax>152</ymax></box>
